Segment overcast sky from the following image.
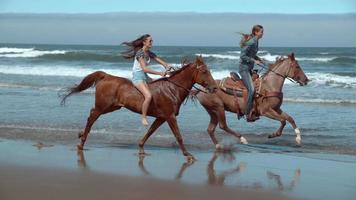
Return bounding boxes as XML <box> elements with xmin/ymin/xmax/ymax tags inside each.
<box><xmin>0</xmin><ymin>1</ymin><xmax>355</xmax><ymax>47</ymax></box>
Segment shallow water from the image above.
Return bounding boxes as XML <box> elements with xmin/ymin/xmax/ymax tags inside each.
<box><xmin>1</xmin><ymin>44</ymin><xmax>356</xmax><ymax>155</ymax></box>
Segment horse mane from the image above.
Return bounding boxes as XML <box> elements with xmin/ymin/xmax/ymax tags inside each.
<box><xmin>150</xmin><ymin>61</ymin><xmax>193</xmax><ymax>84</ymax></box>
<box><xmin>268</xmin><ymin>56</ymin><xmax>286</xmax><ymax>70</ymax></box>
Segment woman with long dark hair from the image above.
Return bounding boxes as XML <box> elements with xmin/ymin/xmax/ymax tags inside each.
<box><xmin>122</xmin><ymin>34</ymin><xmax>171</xmax><ymax>125</ymax></box>
<box><xmin>232</xmin><ymin>25</ymin><xmax>265</xmax><ymax>122</ymax></box>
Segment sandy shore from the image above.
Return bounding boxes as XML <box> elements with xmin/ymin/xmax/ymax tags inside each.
<box><xmin>1</xmin><ymin>139</ymin><xmax>356</xmax><ymax>200</ymax></box>
<box><xmin>0</xmin><ymin>163</ymin><xmax>291</xmax><ymax>200</ymax></box>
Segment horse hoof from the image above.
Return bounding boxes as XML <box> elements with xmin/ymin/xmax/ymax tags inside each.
<box><xmin>215</xmin><ymin>144</ymin><xmax>224</xmax><ymax>150</ymax></box>
<box><xmin>240</xmin><ymin>137</ymin><xmax>248</xmax><ymax>144</ymax></box>
<box><xmin>296</xmin><ymin>136</ymin><xmax>302</xmax><ymax>145</ymax></box>
<box><xmin>138</xmin><ymin>149</ymin><xmax>150</xmax><ymax>156</ymax></box>
<box><xmin>186</xmin><ymin>155</ymin><xmax>196</xmax><ymax>163</ymax></box>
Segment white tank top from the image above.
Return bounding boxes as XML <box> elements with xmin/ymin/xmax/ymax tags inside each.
<box><xmin>132</xmin><ymin>49</ymin><xmax>157</xmax><ymax>72</ymax></box>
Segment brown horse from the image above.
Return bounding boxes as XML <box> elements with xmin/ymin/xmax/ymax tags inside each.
<box><xmin>191</xmin><ymin>53</ymin><xmax>309</xmax><ymax>148</ymax></box>
<box><xmin>61</xmin><ymin>56</ymin><xmax>217</xmax><ymax>161</ymax></box>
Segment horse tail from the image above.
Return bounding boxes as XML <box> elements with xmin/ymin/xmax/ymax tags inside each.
<box><xmin>59</xmin><ymin>71</ymin><xmax>107</xmax><ymax>105</ymax></box>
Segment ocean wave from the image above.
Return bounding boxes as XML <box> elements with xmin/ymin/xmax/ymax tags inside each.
<box><xmin>40</xmin><ymin>51</ymin><xmax>126</xmax><ymax>62</ymax></box>
<box><xmin>1</xmin><ymin>64</ymin><xmax>355</xmax><ymax>89</ymax></box>
<box><xmin>0</xmin><ymin>64</ymin><xmax>181</xmax><ymax>79</ymax></box>
<box><xmin>330</xmin><ymin>56</ymin><xmax>356</xmax><ymax>65</ymax></box>
<box><xmin>297</xmin><ymin>57</ymin><xmax>336</xmax><ymax>62</ymax></box>
<box><xmin>0</xmin><ymin>49</ymin><xmax>66</xmax><ymax>58</ymax></box>
<box><xmin>0</xmin><ymin>64</ymin><xmax>133</xmax><ymax>78</ymax></box>
<box><xmin>199</xmin><ymin>53</ymin><xmax>239</xmax><ymax>60</ymax></box>
<box><xmin>0</xmin><ymin>47</ymin><xmax>35</xmax><ymax>53</ymax></box>
<box><xmin>199</xmin><ymin>50</ymin><xmax>356</xmax><ymax>65</ymax></box>
<box><xmin>307</xmin><ymin>72</ymin><xmax>356</xmax><ymax>88</ymax></box>
<box><xmin>199</xmin><ymin>51</ymin><xmax>272</xmax><ymax>61</ymax></box>
<box><xmin>284</xmin><ymin>98</ymin><xmax>356</xmax><ymax>104</ymax></box>
<box><xmin>0</xmin><ymin>47</ymin><xmax>66</xmax><ymax>58</ymax></box>
<box><xmin>211</xmin><ymin>71</ymin><xmax>356</xmax><ymax>88</ymax></box>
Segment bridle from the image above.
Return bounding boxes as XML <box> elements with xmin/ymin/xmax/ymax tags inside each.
<box><xmin>259</xmin><ymin>58</ymin><xmax>299</xmax><ymax>84</ymax></box>
<box><xmin>166</xmin><ymin>63</ymin><xmax>211</xmax><ymax>94</ymax></box>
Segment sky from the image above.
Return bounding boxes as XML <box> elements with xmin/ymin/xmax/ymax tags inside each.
<box><xmin>0</xmin><ymin>1</ymin><xmax>355</xmax><ymax>47</ymax></box>
<box><xmin>1</xmin><ymin>0</ymin><xmax>355</xmax><ymax>14</ymax></box>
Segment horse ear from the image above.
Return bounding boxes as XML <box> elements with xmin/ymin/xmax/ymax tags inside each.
<box><xmin>196</xmin><ymin>55</ymin><xmax>203</xmax><ymax>64</ymax></box>
<box><xmin>290</xmin><ymin>52</ymin><xmax>295</xmax><ymax>61</ymax></box>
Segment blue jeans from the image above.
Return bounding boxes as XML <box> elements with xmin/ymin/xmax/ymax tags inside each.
<box><xmin>239</xmin><ymin>70</ymin><xmax>255</xmax><ymax>115</ymax></box>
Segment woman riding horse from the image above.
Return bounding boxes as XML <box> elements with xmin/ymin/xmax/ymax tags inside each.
<box><xmin>122</xmin><ymin>34</ymin><xmax>171</xmax><ymax>126</ymax></box>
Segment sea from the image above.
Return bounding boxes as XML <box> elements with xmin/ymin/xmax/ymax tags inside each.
<box><xmin>0</xmin><ymin>44</ymin><xmax>355</xmax><ymax>155</ymax></box>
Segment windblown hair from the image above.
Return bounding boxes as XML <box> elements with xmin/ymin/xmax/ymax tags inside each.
<box><xmin>239</xmin><ymin>25</ymin><xmax>263</xmax><ymax>48</ymax></box>
<box><xmin>121</xmin><ymin>34</ymin><xmax>151</xmax><ymax>59</ymax></box>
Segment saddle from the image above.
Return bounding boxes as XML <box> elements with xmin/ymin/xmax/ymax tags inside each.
<box><xmin>220</xmin><ymin>71</ymin><xmax>260</xmax><ymax>95</ymax></box>
<box><xmin>218</xmin><ymin>71</ymin><xmax>261</xmax><ymax>120</ymax></box>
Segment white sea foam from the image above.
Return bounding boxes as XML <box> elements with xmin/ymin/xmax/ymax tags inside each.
<box><xmin>306</xmin><ymin>72</ymin><xmax>356</xmax><ymax>88</ymax></box>
<box><xmin>0</xmin><ymin>65</ymin><xmax>133</xmax><ymax>78</ymax></box>
<box><xmin>284</xmin><ymin>98</ymin><xmax>356</xmax><ymax>104</ymax></box>
<box><xmin>0</xmin><ymin>47</ymin><xmax>66</xmax><ymax>58</ymax></box>
<box><xmin>0</xmin><ymin>47</ymin><xmax>35</xmax><ymax>53</ymax></box>
<box><xmin>297</xmin><ymin>57</ymin><xmax>336</xmax><ymax>62</ymax></box>
<box><xmin>198</xmin><ymin>53</ymin><xmax>239</xmax><ymax>60</ymax></box>
<box><xmin>226</xmin><ymin>51</ymin><xmax>241</xmax><ymax>54</ymax></box>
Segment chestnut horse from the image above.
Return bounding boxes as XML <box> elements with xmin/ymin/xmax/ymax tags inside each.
<box><xmin>61</xmin><ymin>56</ymin><xmax>217</xmax><ymax>161</ymax></box>
<box><xmin>191</xmin><ymin>53</ymin><xmax>309</xmax><ymax>148</ymax></box>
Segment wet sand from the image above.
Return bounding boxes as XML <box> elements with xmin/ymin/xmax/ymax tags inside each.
<box><xmin>0</xmin><ymin>139</ymin><xmax>356</xmax><ymax>200</ymax></box>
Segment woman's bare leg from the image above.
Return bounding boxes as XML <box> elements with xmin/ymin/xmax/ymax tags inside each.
<box><xmin>135</xmin><ymin>81</ymin><xmax>152</xmax><ymax>126</ymax></box>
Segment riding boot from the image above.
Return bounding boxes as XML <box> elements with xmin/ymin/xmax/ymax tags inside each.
<box><xmin>246</xmin><ymin>111</ymin><xmax>259</xmax><ymax>122</ymax></box>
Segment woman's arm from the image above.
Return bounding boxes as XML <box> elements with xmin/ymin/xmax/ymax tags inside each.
<box><xmin>154</xmin><ymin>57</ymin><xmax>171</xmax><ymax>70</ymax></box>
<box><xmin>138</xmin><ymin>58</ymin><xmax>165</xmax><ymax>76</ymax></box>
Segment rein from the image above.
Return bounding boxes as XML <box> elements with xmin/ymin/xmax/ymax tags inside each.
<box><xmin>166</xmin><ymin>64</ymin><xmax>208</xmax><ymax>94</ymax></box>
<box><xmin>258</xmin><ymin>61</ymin><xmax>297</xmax><ymax>84</ymax></box>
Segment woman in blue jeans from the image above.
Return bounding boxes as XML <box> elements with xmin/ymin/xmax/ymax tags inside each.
<box><xmin>122</xmin><ymin>34</ymin><xmax>171</xmax><ymax>125</ymax></box>
<box><xmin>237</xmin><ymin>25</ymin><xmax>265</xmax><ymax>122</ymax></box>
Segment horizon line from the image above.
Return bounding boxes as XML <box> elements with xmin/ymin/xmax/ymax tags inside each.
<box><xmin>1</xmin><ymin>42</ymin><xmax>355</xmax><ymax>48</ymax></box>
<box><xmin>1</xmin><ymin>11</ymin><xmax>356</xmax><ymax>15</ymax></box>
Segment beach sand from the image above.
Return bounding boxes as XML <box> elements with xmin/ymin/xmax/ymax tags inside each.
<box><xmin>0</xmin><ymin>139</ymin><xmax>355</xmax><ymax>200</ymax></box>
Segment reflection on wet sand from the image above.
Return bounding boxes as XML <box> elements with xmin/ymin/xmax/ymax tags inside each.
<box><xmin>76</xmin><ymin>150</ymin><xmax>300</xmax><ymax>191</ymax></box>
<box><xmin>77</xmin><ymin>150</ymin><xmax>90</xmax><ymax>170</ymax></box>
<box><xmin>207</xmin><ymin>151</ymin><xmax>246</xmax><ymax>186</ymax></box>
<box><xmin>267</xmin><ymin>169</ymin><xmax>301</xmax><ymax>191</ymax></box>
<box><xmin>138</xmin><ymin>155</ymin><xmax>150</xmax><ymax>175</ymax></box>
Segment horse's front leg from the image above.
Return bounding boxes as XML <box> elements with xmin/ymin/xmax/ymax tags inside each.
<box><xmin>261</xmin><ymin>108</ymin><xmax>286</xmax><ymax>138</ymax></box>
<box><xmin>262</xmin><ymin>108</ymin><xmax>301</xmax><ymax>145</ymax></box>
<box><xmin>280</xmin><ymin>110</ymin><xmax>302</xmax><ymax>145</ymax></box>
<box><xmin>167</xmin><ymin>115</ymin><xmax>195</xmax><ymax>162</ymax></box>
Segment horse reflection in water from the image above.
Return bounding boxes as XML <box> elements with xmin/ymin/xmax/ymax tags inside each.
<box><xmin>207</xmin><ymin>151</ymin><xmax>246</xmax><ymax>186</ymax></box>
<box><xmin>77</xmin><ymin>150</ymin><xmax>300</xmax><ymax>191</ymax></box>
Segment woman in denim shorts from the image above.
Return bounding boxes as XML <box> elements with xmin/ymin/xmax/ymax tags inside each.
<box><xmin>122</xmin><ymin>34</ymin><xmax>171</xmax><ymax>125</ymax></box>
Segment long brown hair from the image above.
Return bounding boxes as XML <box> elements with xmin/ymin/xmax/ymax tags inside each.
<box><xmin>239</xmin><ymin>25</ymin><xmax>263</xmax><ymax>48</ymax></box>
<box><xmin>121</xmin><ymin>34</ymin><xmax>151</xmax><ymax>59</ymax></box>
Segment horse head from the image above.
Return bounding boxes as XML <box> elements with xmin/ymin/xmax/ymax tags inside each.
<box><xmin>271</xmin><ymin>53</ymin><xmax>309</xmax><ymax>86</ymax></box>
<box><xmin>193</xmin><ymin>55</ymin><xmax>218</xmax><ymax>93</ymax></box>
<box><xmin>287</xmin><ymin>53</ymin><xmax>309</xmax><ymax>86</ymax></box>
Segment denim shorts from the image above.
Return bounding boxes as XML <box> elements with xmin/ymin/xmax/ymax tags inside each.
<box><xmin>132</xmin><ymin>70</ymin><xmax>151</xmax><ymax>85</ymax></box>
